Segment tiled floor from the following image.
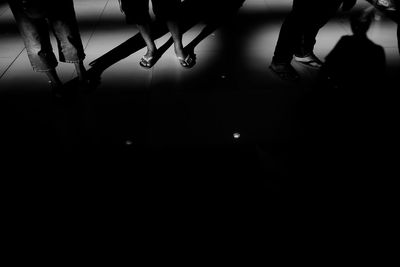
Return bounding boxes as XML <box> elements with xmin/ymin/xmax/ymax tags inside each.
<box><xmin>0</xmin><ymin>0</ymin><xmax>398</xmax><ymax>206</ymax></box>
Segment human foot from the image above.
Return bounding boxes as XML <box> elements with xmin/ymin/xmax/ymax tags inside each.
<box><xmin>140</xmin><ymin>49</ymin><xmax>158</xmax><ymax>68</ymax></box>
<box><xmin>175</xmin><ymin>48</ymin><xmax>195</xmax><ymax>68</ymax></box>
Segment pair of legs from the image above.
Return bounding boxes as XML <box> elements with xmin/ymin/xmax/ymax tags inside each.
<box><xmin>270</xmin><ymin>0</ymin><xmax>345</xmax><ymax>80</ymax></box>
<box><xmin>137</xmin><ymin>19</ymin><xmax>192</xmax><ymax>67</ymax></box>
<box><xmin>9</xmin><ymin>0</ymin><xmax>87</xmax><ymax>92</ymax></box>
<box><xmin>120</xmin><ymin>0</ymin><xmax>194</xmax><ymax>68</ymax></box>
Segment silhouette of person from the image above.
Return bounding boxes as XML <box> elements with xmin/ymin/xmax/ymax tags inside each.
<box><xmin>314</xmin><ymin>9</ymin><xmax>387</xmax><ymax>185</ymax></box>
<box><xmin>321</xmin><ymin>8</ymin><xmax>386</xmax><ymax>90</ymax></box>
<box><xmin>119</xmin><ymin>0</ymin><xmax>195</xmax><ymax>68</ymax></box>
<box><xmin>270</xmin><ymin>0</ymin><xmax>357</xmax><ymax>81</ymax></box>
<box><xmin>8</xmin><ymin>0</ymin><xmax>87</xmax><ymax>95</ymax></box>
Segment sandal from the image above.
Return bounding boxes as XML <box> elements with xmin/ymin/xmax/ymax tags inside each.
<box><xmin>139</xmin><ymin>52</ymin><xmax>158</xmax><ymax>68</ymax></box>
<box><xmin>177</xmin><ymin>54</ymin><xmax>195</xmax><ymax>68</ymax></box>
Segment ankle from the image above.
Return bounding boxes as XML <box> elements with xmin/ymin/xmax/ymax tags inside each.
<box><xmin>145</xmin><ymin>47</ymin><xmax>157</xmax><ymax>57</ymax></box>
<box><xmin>174</xmin><ymin>48</ymin><xmax>186</xmax><ymax>58</ymax></box>
<box><xmin>147</xmin><ymin>43</ymin><xmax>157</xmax><ymax>52</ymax></box>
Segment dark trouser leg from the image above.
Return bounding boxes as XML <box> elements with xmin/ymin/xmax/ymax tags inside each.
<box><xmin>397</xmin><ymin>23</ymin><xmax>400</xmax><ymax>53</ymax></box>
<box><xmin>272</xmin><ymin>0</ymin><xmax>313</xmax><ymax>64</ymax></box>
<box><xmin>297</xmin><ymin>0</ymin><xmax>343</xmax><ymax>57</ymax></box>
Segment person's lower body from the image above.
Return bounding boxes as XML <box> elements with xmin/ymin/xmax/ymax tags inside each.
<box><xmin>121</xmin><ymin>0</ymin><xmax>194</xmax><ymax>68</ymax></box>
<box><xmin>151</xmin><ymin>0</ymin><xmax>194</xmax><ymax>67</ymax></box>
<box><xmin>293</xmin><ymin>0</ymin><xmax>343</xmax><ymax>67</ymax></box>
<box><xmin>270</xmin><ymin>1</ymin><xmax>311</xmax><ymax>81</ymax></box>
<box><xmin>136</xmin><ymin>21</ymin><xmax>194</xmax><ymax>68</ymax></box>
<box><xmin>270</xmin><ymin>0</ymin><xmax>342</xmax><ymax>80</ymax></box>
<box><xmin>48</xmin><ymin>5</ymin><xmax>87</xmax><ymax>82</ymax></box>
<box><xmin>292</xmin><ymin>24</ymin><xmax>324</xmax><ymax>69</ymax></box>
<box><xmin>10</xmin><ymin>3</ymin><xmax>87</xmax><ymax>96</ymax></box>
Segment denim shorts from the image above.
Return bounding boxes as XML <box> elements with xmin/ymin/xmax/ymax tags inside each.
<box><xmin>120</xmin><ymin>0</ymin><xmax>181</xmax><ymax>25</ymax></box>
<box><xmin>9</xmin><ymin>0</ymin><xmax>85</xmax><ymax>72</ymax></box>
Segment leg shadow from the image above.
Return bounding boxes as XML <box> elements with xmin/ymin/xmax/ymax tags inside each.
<box><xmin>183</xmin><ymin>0</ymin><xmax>246</xmax><ymax>54</ymax></box>
<box><xmin>184</xmin><ymin>22</ymin><xmax>219</xmax><ymax>55</ymax></box>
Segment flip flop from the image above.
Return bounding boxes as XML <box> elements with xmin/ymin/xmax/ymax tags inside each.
<box><xmin>139</xmin><ymin>54</ymin><xmax>157</xmax><ymax>68</ymax></box>
<box><xmin>177</xmin><ymin>54</ymin><xmax>195</xmax><ymax>68</ymax></box>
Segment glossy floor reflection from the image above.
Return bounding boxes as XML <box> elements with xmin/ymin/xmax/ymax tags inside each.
<box><xmin>0</xmin><ymin>0</ymin><xmax>398</xmax><ymax>210</ymax></box>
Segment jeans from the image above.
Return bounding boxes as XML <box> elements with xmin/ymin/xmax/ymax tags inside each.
<box><xmin>9</xmin><ymin>0</ymin><xmax>85</xmax><ymax>72</ymax></box>
<box><xmin>273</xmin><ymin>0</ymin><xmax>343</xmax><ymax>64</ymax></box>
<box><xmin>120</xmin><ymin>0</ymin><xmax>181</xmax><ymax>25</ymax></box>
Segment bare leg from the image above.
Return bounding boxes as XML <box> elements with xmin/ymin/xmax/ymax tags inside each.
<box><xmin>166</xmin><ymin>20</ymin><xmax>186</xmax><ymax>59</ymax></box>
<box><xmin>167</xmin><ymin>20</ymin><xmax>194</xmax><ymax>68</ymax></box>
<box><xmin>137</xmin><ymin>23</ymin><xmax>157</xmax><ymax>58</ymax></box>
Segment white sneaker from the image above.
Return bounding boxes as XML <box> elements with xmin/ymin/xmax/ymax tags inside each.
<box><xmin>293</xmin><ymin>53</ymin><xmax>323</xmax><ymax>69</ymax></box>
